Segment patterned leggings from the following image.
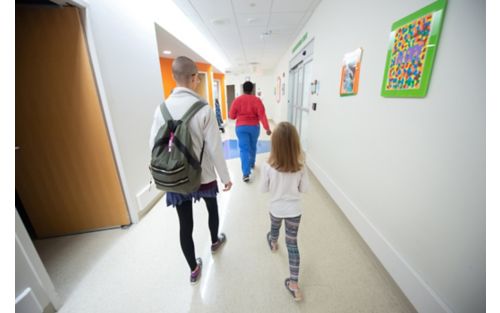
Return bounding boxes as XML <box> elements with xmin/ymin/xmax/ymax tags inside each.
<box><xmin>269</xmin><ymin>214</ymin><xmax>302</xmax><ymax>282</ymax></box>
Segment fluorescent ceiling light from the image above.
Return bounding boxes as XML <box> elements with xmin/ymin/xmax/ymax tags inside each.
<box><xmin>162</xmin><ymin>50</ymin><xmax>172</xmax><ymax>55</ymax></box>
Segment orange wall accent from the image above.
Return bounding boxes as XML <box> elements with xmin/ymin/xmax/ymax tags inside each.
<box><xmin>213</xmin><ymin>73</ymin><xmax>227</xmax><ymax>120</ymax></box>
<box><xmin>158</xmin><ymin>58</ymin><xmax>215</xmax><ymax>109</ymax></box>
<box><xmin>159</xmin><ymin>58</ymin><xmax>175</xmax><ymax>99</ymax></box>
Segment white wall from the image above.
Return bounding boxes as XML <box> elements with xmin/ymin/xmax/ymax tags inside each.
<box><xmin>272</xmin><ymin>1</ymin><xmax>485</xmax><ymax>312</ymax></box>
<box><xmin>83</xmin><ymin>0</ymin><xmax>231</xmax><ymax>217</ymax></box>
<box><xmin>84</xmin><ymin>0</ymin><xmax>165</xmax><ymax>217</ymax></box>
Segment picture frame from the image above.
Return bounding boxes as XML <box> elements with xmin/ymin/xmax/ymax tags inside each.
<box><xmin>381</xmin><ymin>0</ymin><xmax>447</xmax><ymax>97</ymax></box>
<box><xmin>340</xmin><ymin>48</ymin><xmax>363</xmax><ymax>96</ymax></box>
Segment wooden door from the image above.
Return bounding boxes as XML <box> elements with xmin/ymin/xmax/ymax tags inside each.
<box><xmin>15</xmin><ymin>6</ymin><xmax>130</xmax><ymax>238</ymax></box>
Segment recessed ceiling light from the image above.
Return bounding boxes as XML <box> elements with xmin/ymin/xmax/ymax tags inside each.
<box><xmin>260</xmin><ymin>30</ymin><xmax>272</xmax><ymax>39</ymax></box>
<box><xmin>162</xmin><ymin>50</ymin><xmax>172</xmax><ymax>55</ymax></box>
<box><xmin>247</xmin><ymin>17</ymin><xmax>258</xmax><ymax>24</ymax></box>
<box><xmin>211</xmin><ymin>18</ymin><xmax>230</xmax><ymax>25</ymax></box>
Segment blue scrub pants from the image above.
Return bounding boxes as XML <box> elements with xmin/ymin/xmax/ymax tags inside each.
<box><xmin>235</xmin><ymin>125</ymin><xmax>260</xmax><ymax>176</ymax></box>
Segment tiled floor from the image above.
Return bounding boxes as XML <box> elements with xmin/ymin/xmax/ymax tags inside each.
<box><xmin>34</xmin><ymin>121</ymin><xmax>416</xmax><ymax>313</ymax></box>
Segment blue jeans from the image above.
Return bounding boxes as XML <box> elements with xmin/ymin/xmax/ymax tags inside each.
<box><xmin>236</xmin><ymin>125</ymin><xmax>260</xmax><ymax>176</ymax></box>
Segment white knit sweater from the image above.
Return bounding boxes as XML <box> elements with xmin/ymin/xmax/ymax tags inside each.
<box><xmin>149</xmin><ymin>87</ymin><xmax>231</xmax><ymax>185</ymax></box>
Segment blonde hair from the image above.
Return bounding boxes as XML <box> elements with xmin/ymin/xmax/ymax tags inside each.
<box><xmin>268</xmin><ymin>122</ymin><xmax>304</xmax><ymax>173</ymax></box>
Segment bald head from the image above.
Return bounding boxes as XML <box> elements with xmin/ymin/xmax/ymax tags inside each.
<box><xmin>172</xmin><ymin>56</ymin><xmax>198</xmax><ymax>86</ymax></box>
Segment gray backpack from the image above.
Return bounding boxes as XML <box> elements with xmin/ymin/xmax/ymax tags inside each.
<box><xmin>150</xmin><ymin>101</ymin><xmax>207</xmax><ymax>194</ymax></box>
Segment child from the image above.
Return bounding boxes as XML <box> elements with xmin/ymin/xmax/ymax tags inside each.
<box><xmin>260</xmin><ymin>122</ymin><xmax>309</xmax><ymax>301</ymax></box>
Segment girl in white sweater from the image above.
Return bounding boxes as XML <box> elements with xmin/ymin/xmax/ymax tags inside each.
<box><xmin>260</xmin><ymin>122</ymin><xmax>309</xmax><ymax>301</ymax></box>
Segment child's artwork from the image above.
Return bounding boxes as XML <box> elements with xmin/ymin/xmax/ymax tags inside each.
<box><xmin>340</xmin><ymin>48</ymin><xmax>363</xmax><ymax>96</ymax></box>
<box><xmin>381</xmin><ymin>0</ymin><xmax>447</xmax><ymax>97</ymax></box>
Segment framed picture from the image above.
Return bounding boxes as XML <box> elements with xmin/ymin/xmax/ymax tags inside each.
<box><xmin>381</xmin><ymin>0</ymin><xmax>447</xmax><ymax>97</ymax></box>
<box><xmin>340</xmin><ymin>48</ymin><xmax>363</xmax><ymax>96</ymax></box>
<box><xmin>276</xmin><ymin>76</ymin><xmax>281</xmax><ymax>103</ymax></box>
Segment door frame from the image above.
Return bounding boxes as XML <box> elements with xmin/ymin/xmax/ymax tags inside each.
<box><xmin>54</xmin><ymin>0</ymin><xmax>137</xmax><ymax>224</ymax></box>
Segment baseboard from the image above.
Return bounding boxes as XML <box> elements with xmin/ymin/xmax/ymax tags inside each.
<box><xmin>135</xmin><ymin>182</ymin><xmax>164</xmax><ymax>217</ymax></box>
<box><xmin>43</xmin><ymin>302</ymin><xmax>56</xmax><ymax>313</ymax></box>
<box><xmin>307</xmin><ymin>157</ymin><xmax>453</xmax><ymax>313</ymax></box>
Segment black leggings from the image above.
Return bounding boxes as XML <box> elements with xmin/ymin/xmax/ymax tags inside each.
<box><xmin>175</xmin><ymin>197</ymin><xmax>219</xmax><ymax>271</ymax></box>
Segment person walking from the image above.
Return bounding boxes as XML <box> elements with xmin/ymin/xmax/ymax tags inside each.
<box><xmin>149</xmin><ymin>56</ymin><xmax>232</xmax><ymax>284</ymax></box>
<box><xmin>229</xmin><ymin>81</ymin><xmax>272</xmax><ymax>182</ymax></box>
<box><xmin>260</xmin><ymin>122</ymin><xmax>309</xmax><ymax>301</ymax></box>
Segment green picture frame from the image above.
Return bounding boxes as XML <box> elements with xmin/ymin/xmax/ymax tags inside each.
<box><xmin>381</xmin><ymin>0</ymin><xmax>447</xmax><ymax>97</ymax></box>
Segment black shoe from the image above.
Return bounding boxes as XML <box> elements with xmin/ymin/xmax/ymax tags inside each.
<box><xmin>211</xmin><ymin>233</ymin><xmax>227</xmax><ymax>253</ymax></box>
<box><xmin>243</xmin><ymin>175</ymin><xmax>250</xmax><ymax>182</ymax></box>
<box><xmin>190</xmin><ymin>258</ymin><xmax>203</xmax><ymax>285</ymax></box>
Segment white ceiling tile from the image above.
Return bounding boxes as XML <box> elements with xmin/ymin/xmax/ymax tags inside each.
<box><xmin>236</xmin><ymin>13</ymin><xmax>270</xmax><ymax>27</ymax></box>
<box><xmin>268</xmin><ymin>12</ymin><xmax>304</xmax><ymax>29</ymax></box>
<box><xmin>170</xmin><ymin>0</ymin><xmax>319</xmax><ymax>74</ymax></box>
<box><xmin>271</xmin><ymin>0</ymin><xmax>316</xmax><ymax>12</ymax></box>
<box><xmin>189</xmin><ymin>0</ymin><xmax>234</xmax><ymax>19</ymax></box>
<box><xmin>232</xmin><ymin>0</ymin><xmax>272</xmax><ymax>14</ymax></box>
<box><xmin>239</xmin><ymin>26</ymin><xmax>267</xmax><ymax>40</ymax></box>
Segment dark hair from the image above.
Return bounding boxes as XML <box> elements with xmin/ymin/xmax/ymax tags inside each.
<box><xmin>243</xmin><ymin>81</ymin><xmax>254</xmax><ymax>94</ymax></box>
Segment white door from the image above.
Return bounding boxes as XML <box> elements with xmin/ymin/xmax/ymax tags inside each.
<box><xmin>288</xmin><ymin>59</ymin><xmax>313</xmax><ymax>151</ymax></box>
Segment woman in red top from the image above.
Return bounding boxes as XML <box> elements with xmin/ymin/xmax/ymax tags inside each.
<box><xmin>229</xmin><ymin>81</ymin><xmax>272</xmax><ymax>182</ymax></box>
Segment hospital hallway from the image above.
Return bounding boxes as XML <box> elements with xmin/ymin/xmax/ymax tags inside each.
<box><xmin>13</xmin><ymin>0</ymin><xmax>486</xmax><ymax>312</ymax></box>
<box><xmin>33</xmin><ymin>121</ymin><xmax>415</xmax><ymax>313</ymax></box>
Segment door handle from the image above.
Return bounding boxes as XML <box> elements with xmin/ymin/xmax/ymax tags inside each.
<box><xmin>15</xmin><ymin>146</ymin><xmax>20</xmax><ymax>151</ymax></box>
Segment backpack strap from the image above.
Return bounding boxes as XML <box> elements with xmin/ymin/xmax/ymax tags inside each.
<box><xmin>160</xmin><ymin>100</ymin><xmax>206</xmax><ymax>123</ymax></box>
<box><xmin>178</xmin><ymin>101</ymin><xmax>208</xmax><ymax>167</ymax></box>
<box><xmin>160</xmin><ymin>101</ymin><xmax>173</xmax><ymax>122</ymax></box>
<box><xmin>180</xmin><ymin>100</ymin><xmax>207</xmax><ymax>122</ymax></box>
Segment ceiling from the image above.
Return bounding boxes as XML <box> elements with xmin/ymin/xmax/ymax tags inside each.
<box><xmin>169</xmin><ymin>0</ymin><xmax>322</xmax><ymax>75</ymax></box>
<box><xmin>155</xmin><ymin>23</ymin><xmax>214</xmax><ymax>69</ymax></box>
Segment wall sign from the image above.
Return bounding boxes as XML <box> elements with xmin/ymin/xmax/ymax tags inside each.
<box><xmin>381</xmin><ymin>0</ymin><xmax>447</xmax><ymax>97</ymax></box>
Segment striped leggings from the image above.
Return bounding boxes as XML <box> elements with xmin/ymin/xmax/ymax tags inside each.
<box><xmin>269</xmin><ymin>214</ymin><xmax>302</xmax><ymax>282</ymax></box>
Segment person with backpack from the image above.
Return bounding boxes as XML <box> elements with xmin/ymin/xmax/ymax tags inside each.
<box><xmin>149</xmin><ymin>56</ymin><xmax>232</xmax><ymax>285</ymax></box>
<box><xmin>229</xmin><ymin>81</ymin><xmax>272</xmax><ymax>182</ymax></box>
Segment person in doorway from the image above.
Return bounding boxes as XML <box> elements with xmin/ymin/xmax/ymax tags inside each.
<box><xmin>229</xmin><ymin>81</ymin><xmax>272</xmax><ymax>182</ymax></box>
<box><xmin>260</xmin><ymin>122</ymin><xmax>309</xmax><ymax>301</ymax></box>
<box><xmin>149</xmin><ymin>56</ymin><xmax>233</xmax><ymax>284</ymax></box>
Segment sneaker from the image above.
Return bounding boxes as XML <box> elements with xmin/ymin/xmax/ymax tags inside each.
<box><xmin>211</xmin><ymin>233</ymin><xmax>227</xmax><ymax>253</ymax></box>
<box><xmin>243</xmin><ymin>175</ymin><xmax>250</xmax><ymax>182</ymax></box>
<box><xmin>190</xmin><ymin>258</ymin><xmax>203</xmax><ymax>285</ymax></box>
<box><xmin>285</xmin><ymin>278</ymin><xmax>303</xmax><ymax>301</ymax></box>
<box><xmin>266</xmin><ymin>232</ymin><xmax>278</xmax><ymax>252</ymax></box>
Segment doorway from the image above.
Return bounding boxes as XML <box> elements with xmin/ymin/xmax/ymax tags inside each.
<box><xmin>194</xmin><ymin>72</ymin><xmax>209</xmax><ymax>102</ymax></box>
<box><xmin>15</xmin><ymin>2</ymin><xmax>132</xmax><ymax>307</ymax></box>
<box><xmin>226</xmin><ymin>84</ymin><xmax>235</xmax><ymax>112</ymax></box>
<box><xmin>288</xmin><ymin>40</ymin><xmax>314</xmax><ymax>151</ymax></box>
<box><xmin>16</xmin><ymin>4</ymin><xmax>130</xmax><ymax>239</ymax></box>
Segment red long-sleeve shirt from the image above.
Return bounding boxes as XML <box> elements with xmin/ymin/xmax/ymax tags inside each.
<box><xmin>228</xmin><ymin>94</ymin><xmax>270</xmax><ymax>131</ymax></box>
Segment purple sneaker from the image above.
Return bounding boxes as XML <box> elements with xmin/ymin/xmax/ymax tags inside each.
<box><xmin>211</xmin><ymin>233</ymin><xmax>227</xmax><ymax>254</ymax></box>
<box><xmin>190</xmin><ymin>258</ymin><xmax>202</xmax><ymax>285</ymax></box>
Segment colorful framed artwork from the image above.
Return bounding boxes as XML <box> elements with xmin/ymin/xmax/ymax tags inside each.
<box><xmin>340</xmin><ymin>48</ymin><xmax>363</xmax><ymax>96</ymax></box>
<box><xmin>381</xmin><ymin>0</ymin><xmax>447</xmax><ymax>97</ymax></box>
